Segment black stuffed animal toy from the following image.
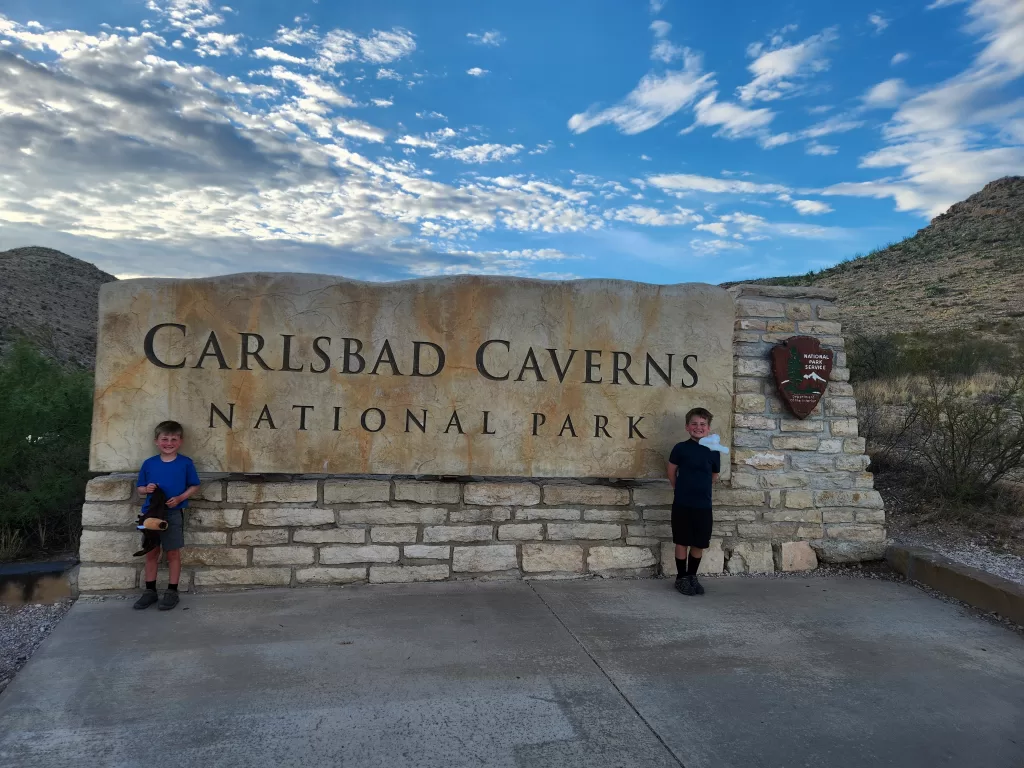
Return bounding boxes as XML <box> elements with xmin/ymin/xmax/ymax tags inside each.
<box><xmin>133</xmin><ymin>486</ymin><xmax>170</xmax><ymax>557</ymax></box>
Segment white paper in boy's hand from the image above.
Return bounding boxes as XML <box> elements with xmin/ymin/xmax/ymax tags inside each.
<box><xmin>699</xmin><ymin>434</ymin><xmax>730</xmax><ymax>454</ymax></box>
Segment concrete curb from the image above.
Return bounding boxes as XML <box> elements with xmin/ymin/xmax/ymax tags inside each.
<box><xmin>886</xmin><ymin>545</ymin><xmax>1024</xmax><ymax>626</ymax></box>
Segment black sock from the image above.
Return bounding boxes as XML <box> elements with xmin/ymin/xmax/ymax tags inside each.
<box><xmin>687</xmin><ymin>554</ymin><xmax>702</xmax><ymax>576</ymax></box>
<box><xmin>145</xmin><ymin>580</ymin><xmax>156</xmax><ymax>591</ymax></box>
<box><xmin>675</xmin><ymin>557</ymin><xmax>686</xmax><ymax>577</ymax></box>
<box><xmin>167</xmin><ymin>583</ymin><xmax>178</xmax><ymax>592</ymax></box>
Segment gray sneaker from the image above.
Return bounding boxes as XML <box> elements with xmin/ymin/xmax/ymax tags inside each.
<box><xmin>133</xmin><ymin>590</ymin><xmax>158</xmax><ymax>610</ymax></box>
<box><xmin>675</xmin><ymin>576</ymin><xmax>695</xmax><ymax>596</ymax></box>
<box><xmin>157</xmin><ymin>591</ymin><xmax>180</xmax><ymax>611</ymax></box>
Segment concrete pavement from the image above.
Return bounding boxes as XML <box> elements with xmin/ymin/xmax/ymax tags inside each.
<box><xmin>0</xmin><ymin>576</ymin><xmax>1022</xmax><ymax>768</ymax></box>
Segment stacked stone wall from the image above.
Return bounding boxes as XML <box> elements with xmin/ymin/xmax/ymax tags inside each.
<box><xmin>77</xmin><ymin>284</ymin><xmax>883</xmax><ymax>591</ymax></box>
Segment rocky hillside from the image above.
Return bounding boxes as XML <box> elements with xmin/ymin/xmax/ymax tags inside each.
<box><xmin>748</xmin><ymin>176</ymin><xmax>1024</xmax><ymax>341</ymax></box>
<box><xmin>0</xmin><ymin>247</ymin><xmax>116</xmax><ymax>368</ymax></box>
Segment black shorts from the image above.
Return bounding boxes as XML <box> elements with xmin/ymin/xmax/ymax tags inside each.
<box><xmin>671</xmin><ymin>504</ymin><xmax>713</xmax><ymax>548</ymax></box>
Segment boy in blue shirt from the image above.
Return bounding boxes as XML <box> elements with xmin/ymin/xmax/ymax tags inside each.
<box><xmin>667</xmin><ymin>408</ymin><xmax>720</xmax><ymax>596</ymax></box>
<box><xmin>133</xmin><ymin>421</ymin><xmax>200</xmax><ymax>611</ymax></box>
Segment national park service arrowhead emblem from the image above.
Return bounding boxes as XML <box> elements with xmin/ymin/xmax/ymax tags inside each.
<box><xmin>771</xmin><ymin>336</ymin><xmax>833</xmax><ymax>419</ymax></box>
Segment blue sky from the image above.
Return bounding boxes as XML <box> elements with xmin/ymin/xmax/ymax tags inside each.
<box><xmin>0</xmin><ymin>0</ymin><xmax>1021</xmax><ymax>284</ymax></box>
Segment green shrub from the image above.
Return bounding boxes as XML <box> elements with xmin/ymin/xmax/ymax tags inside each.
<box><xmin>0</xmin><ymin>341</ymin><xmax>93</xmax><ymax>560</ymax></box>
<box><xmin>849</xmin><ymin>331</ymin><xmax>1017</xmax><ymax>381</ymax></box>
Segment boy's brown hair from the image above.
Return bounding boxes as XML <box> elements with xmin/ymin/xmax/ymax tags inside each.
<box><xmin>153</xmin><ymin>420</ymin><xmax>184</xmax><ymax>439</ymax></box>
<box><xmin>685</xmin><ymin>408</ymin><xmax>713</xmax><ymax>426</ymax></box>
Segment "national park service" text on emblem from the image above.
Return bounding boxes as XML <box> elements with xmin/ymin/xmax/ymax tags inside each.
<box><xmin>771</xmin><ymin>336</ymin><xmax>833</xmax><ymax>419</ymax></box>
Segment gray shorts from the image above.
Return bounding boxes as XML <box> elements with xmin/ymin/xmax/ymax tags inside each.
<box><xmin>158</xmin><ymin>509</ymin><xmax>185</xmax><ymax>552</ymax></box>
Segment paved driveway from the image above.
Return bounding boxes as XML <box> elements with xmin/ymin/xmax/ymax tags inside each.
<box><xmin>1</xmin><ymin>576</ymin><xmax>1022</xmax><ymax>767</ymax></box>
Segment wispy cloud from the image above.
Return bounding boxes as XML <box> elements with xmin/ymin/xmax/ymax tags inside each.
<box><xmin>467</xmin><ymin>66</ymin><xmax>489</xmax><ymax>77</ymax></box>
<box><xmin>433</xmin><ymin>143</ymin><xmax>523</xmax><ymax>163</ymax></box>
<box><xmin>738</xmin><ymin>27</ymin><xmax>838</xmax><ymax>103</ymax></box>
<box><xmin>868</xmin><ymin>13</ymin><xmax>890</xmax><ymax>33</ymax></box>
<box><xmin>890</xmin><ymin>52</ymin><xmax>910</xmax><ymax>65</ymax></box>
<box><xmin>467</xmin><ymin>30</ymin><xmax>504</xmax><ymax>46</ymax></box>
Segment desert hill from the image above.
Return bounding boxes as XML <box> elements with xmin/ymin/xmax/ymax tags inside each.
<box><xmin>744</xmin><ymin>176</ymin><xmax>1024</xmax><ymax>343</ymax></box>
<box><xmin>0</xmin><ymin>246</ymin><xmax>116</xmax><ymax>368</ymax></box>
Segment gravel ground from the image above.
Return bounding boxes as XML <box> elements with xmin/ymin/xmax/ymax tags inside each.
<box><xmin>0</xmin><ymin>599</ymin><xmax>73</xmax><ymax>696</ymax></box>
<box><xmin>893</xmin><ymin>530</ymin><xmax>1024</xmax><ymax>587</ymax></box>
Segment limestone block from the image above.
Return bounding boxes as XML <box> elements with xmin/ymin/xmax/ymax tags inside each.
<box><xmin>323</xmin><ymin>480</ymin><xmax>391</xmax><ymax>504</ymax></box>
<box><xmin>727</xmin><ymin>542</ymin><xmax>774</xmax><ymax>574</ymax></box>
<box><xmin>85</xmin><ymin>475</ymin><xmax>135</xmax><ymax>502</ymax></box>
<box><xmin>423</xmin><ymin>525</ymin><xmax>493</xmax><ymax>543</ymax></box>
<box><xmin>336</xmin><ymin>506</ymin><xmax>447</xmax><ymax>526</ymax></box>
<box><xmin>818</xmin><ymin>439</ymin><xmax>843</xmax><ymax>454</ymax></box>
<box><xmin>780</xmin><ymin>419</ymin><xmax>825</xmax><ymax>433</ymax></box>
<box><xmin>852</xmin><ymin>472</ymin><xmax>876</xmax><ymax>489</ymax></box>
<box><xmin>829</xmin><ymin>418</ymin><xmax>859</xmax><ymax>437</ymax></box>
<box><xmin>404</xmin><ymin>545</ymin><xmax>451</xmax><ymax>560</ymax></box>
<box><xmin>766</xmin><ymin>321</ymin><xmax>798</xmax><ymax>333</ymax></box>
<box><xmin>319</xmin><ymin>545</ymin><xmax>400</xmax><ymax>564</ymax></box>
<box><xmin>188</xmin><ymin>508</ymin><xmax>243</xmax><ymax>528</ymax></box>
<box><xmin>785</xmin><ymin>490</ymin><xmax>814</xmax><ymax>509</ymax></box>
<box><xmin>796</xmin><ymin>524</ymin><xmax>824</xmax><ymax>539</ymax></box>
<box><xmin>771</xmin><ymin>436</ymin><xmax>819</xmax><ymax>451</ymax></box>
<box><xmin>715</xmin><ymin>509</ymin><xmax>758</xmax><ymax>522</ymax></box>
<box><xmin>182</xmin><ymin>548</ymin><xmax>248</xmax><ymax>567</ymax></box>
<box><xmin>774</xmin><ymin>541</ymin><xmax>818</xmax><ymax>572</ymax></box>
<box><xmin>830</xmin><ymin>367</ymin><xmax>851</xmax><ymax>382</ymax></box>
<box><xmin>733</xmin><ymin>431</ymin><xmax>771</xmax><ymax>448</ymax></box>
<box><xmin>632</xmin><ymin>486</ymin><xmax>674</xmax><ymax>506</ymax></box>
<box><xmin>542</xmin><ymin>485</ymin><xmax>629</xmax><ymax>506</ymax></box>
<box><xmin>855</xmin><ymin>509</ymin><xmax>886</xmax><ymax>524</ymax></box>
<box><xmin>732</xmin><ymin>472</ymin><xmax>808</xmax><ymax>490</ymax></box>
<box><xmin>252</xmin><ymin>546</ymin><xmax>315</xmax><ymax>566</ymax></box>
<box><xmin>843</xmin><ymin>438</ymin><xmax>868</xmax><ymax>454</ymax></box>
<box><xmin>515</xmin><ymin>507</ymin><xmax>581</xmax><ymax>521</ymax></box>
<box><xmin>79</xmin><ymin>531</ymin><xmax>140</xmax><ymax>563</ymax></box>
<box><xmin>810</xmin><ymin>539</ymin><xmax>886</xmax><ymax>563</ymax></box>
<box><xmin>248</xmin><ymin>508</ymin><xmax>334</xmax><ymax>527</ymax></box>
<box><xmin>587</xmin><ymin>546</ymin><xmax>657</xmax><ymax>572</ymax></box>
<box><xmin>451</xmin><ymin>507</ymin><xmax>512</xmax><ymax>523</ymax></box>
<box><xmin>198</xmin><ymin>481</ymin><xmax>224</xmax><ymax>502</ymax></box>
<box><xmin>713</xmin><ymin>488</ymin><xmax>765</xmax><ymax>506</ymax></box>
<box><xmin>735</xmin><ymin>358</ymin><xmax>771</xmax><ymax>377</ymax></box>
<box><xmin>78</xmin><ymin>566</ymin><xmax>138</xmax><ymax>591</ymax></box>
<box><xmin>735</xmin><ymin>414</ymin><xmax>777</xmax><ymax>430</ymax></box>
<box><xmin>583</xmin><ymin>509</ymin><xmax>639</xmax><ymax>522</ymax></box>
<box><xmin>736</xmin><ymin>298</ymin><xmax>785</xmax><ymax>318</ymax></box>
<box><xmin>737</xmin><ymin>451</ymin><xmax>785</xmax><ymax>470</ymax></box>
<box><xmin>734</xmin><ymin>394</ymin><xmax>767</xmax><ymax>413</ymax></box>
<box><xmin>463</xmin><ymin>483</ymin><xmax>541</xmax><ymax>506</ymax></box>
<box><xmin>393</xmin><ymin>481</ymin><xmax>461</xmax><ymax>505</ymax></box>
<box><xmin>827</xmin><ymin>398</ymin><xmax>858</xmax><ymax>417</ymax></box>
<box><xmin>295</xmin><ymin>567</ymin><xmax>366</xmax><ymax>584</ymax></box>
<box><xmin>626</xmin><ymin>537</ymin><xmax>660</xmax><ymax>547</ymax></box>
<box><xmin>814</xmin><ymin>490</ymin><xmax>883</xmax><ymax>508</ymax></box>
<box><xmin>626</xmin><ymin>523</ymin><xmax>671</xmax><ymax>538</ymax></box>
<box><xmin>547</xmin><ymin>523</ymin><xmax>622</xmax><ymax>540</ymax></box>
<box><xmin>642</xmin><ymin>509</ymin><xmax>672</xmax><ymax>521</ymax></box>
<box><xmin>81</xmin><ymin>503</ymin><xmax>137</xmax><ymax>528</ymax></box>
<box><xmin>233</xmin><ymin>529</ymin><xmax>291</xmax><ymax>546</ymax></box>
<box><xmin>790</xmin><ymin>454</ymin><xmax>837</xmax><ymax>473</ymax></box>
<box><xmin>764</xmin><ymin>509</ymin><xmax>822</xmax><ymax>523</ymax></box>
<box><xmin>370</xmin><ymin>565</ymin><xmax>450</xmax><ymax>583</ymax></box>
<box><xmin>184</xmin><ymin>531</ymin><xmax>228</xmax><ymax>546</ymax></box>
<box><xmin>828</xmin><ymin>382</ymin><xmax>855</xmax><ymax>397</ymax></box>
<box><xmin>522</xmin><ymin>544</ymin><xmax>584</xmax><ymax>573</ymax></box>
<box><xmin>194</xmin><ymin>568</ymin><xmax>291</xmax><ymax>587</ymax></box>
<box><xmin>816</xmin><ymin>305</ymin><xmax>841</xmax><ymax>320</ymax></box>
<box><xmin>821</xmin><ymin>508</ymin><xmax>856</xmax><ymax>523</ymax></box>
<box><xmin>736</xmin><ymin>523</ymin><xmax>772</xmax><ymax>538</ymax></box>
<box><xmin>825</xmin><ymin>524</ymin><xmax>886</xmax><ymax>542</ymax></box>
<box><xmin>498</xmin><ymin>523</ymin><xmax>544</xmax><ymax>540</ymax></box>
<box><xmin>734</xmin><ymin>332</ymin><xmax>764</xmax><ymax>344</ymax></box>
<box><xmin>798</xmin><ymin>320</ymin><xmax>842</xmax><ymax>335</ymax></box>
<box><xmin>734</xmin><ymin>377</ymin><xmax>763</xmax><ymax>393</ymax></box>
<box><xmin>371</xmin><ymin>526</ymin><xmax>419</xmax><ymax>543</ymax></box>
<box><xmin>769</xmin><ymin>491</ymin><xmax>782</xmax><ymax>509</ymax></box>
<box><xmin>227</xmin><ymin>481</ymin><xmax>318</xmax><ymax>504</ymax></box>
<box><xmin>736</xmin><ymin>318</ymin><xmax>768</xmax><ymax>331</ymax></box>
<box><xmin>453</xmin><ymin>545</ymin><xmax>518</xmax><ymax>572</ymax></box>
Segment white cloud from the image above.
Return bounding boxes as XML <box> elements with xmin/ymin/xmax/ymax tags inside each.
<box><xmin>253</xmin><ymin>46</ymin><xmax>306</xmax><ymax>64</ymax></box>
<box><xmin>647</xmin><ymin>173</ymin><xmax>789</xmax><ymax>195</ymax></box>
<box><xmin>695</xmin><ymin>222</ymin><xmax>727</xmax><ymax>235</ymax></box>
<box><xmin>791</xmin><ymin>199</ymin><xmax>833</xmax><ymax>215</ymax></box>
<box><xmin>862</xmin><ymin>78</ymin><xmax>909</xmax><ymax>108</ymax></box>
<box><xmin>640</xmin><ymin>154</ymin><xmax>652</xmax><ymax>160</ymax></box>
<box><xmin>335</xmin><ymin>118</ymin><xmax>387</xmax><ymax>143</ymax></box>
<box><xmin>528</xmin><ymin>141</ymin><xmax>554</xmax><ymax>155</ymax></box>
<box><xmin>649</xmin><ymin>20</ymin><xmax>684</xmax><ymax>63</ymax></box>
<box><xmin>467</xmin><ymin>67</ymin><xmax>489</xmax><ymax>77</ymax></box>
<box><xmin>568</xmin><ymin>52</ymin><xmax>714</xmax><ymax>134</ymax></box>
<box><xmin>688</xmin><ymin>92</ymin><xmax>776</xmax><ymax>139</ymax></box>
<box><xmin>806</xmin><ymin>142</ymin><xmax>838</xmax><ymax>155</ymax></box>
<box><xmin>433</xmin><ymin>143</ymin><xmax>523</xmax><ymax>163</ymax></box>
<box><xmin>371</xmin><ymin>97</ymin><xmax>393</xmax><ymax>107</ymax></box>
<box><xmin>267</xmin><ymin>65</ymin><xmax>354</xmax><ymax>107</ymax></box>
<box><xmin>193</xmin><ymin>31</ymin><xmax>243</xmax><ymax>57</ymax></box>
<box><xmin>274</xmin><ymin>23</ymin><xmax>319</xmax><ymax>46</ymax></box>
<box><xmin>868</xmin><ymin>13</ymin><xmax>890</xmax><ymax>33</ymax></box>
<box><xmin>650</xmin><ymin>0</ymin><xmax>667</xmax><ymax>12</ymax></box>
<box><xmin>416</xmin><ymin>110</ymin><xmax>447</xmax><ymax>120</ymax></box>
<box><xmin>376</xmin><ymin>68</ymin><xmax>402</xmax><ymax>80</ymax></box>
<box><xmin>691</xmin><ymin>238</ymin><xmax>744</xmax><ymax>254</ymax></box>
<box><xmin>147</xmin><ymin>0</ymin><xmax>224</xmax><ymax>37</ymax></box>
<box><xmin>316</xmin><ymin>27</ymin><xmax>416</xmax><ymax>69</ymax></box>
<box><xmin>395</xmin><ymin>134</ymin><xmax>437</xmax><ymax>148</ymax></box>
<box><xmin>606</xmin><ymin>205</ymin><xmax>701</xmax><ymax>226</ymax></box>
<box><xmin>738</xmin><ymin>27</ymin><xmax>838</xmax><ymax>102</ymax></box>
<box><xmin>467</xmin><ymin>30</ymin><xmax>504</xmax><ymax>46</ymax></box>
<box><xmin>891</xmin><ymin>52</ymin><xmax>909</xmax><ymax>65</ymax></box>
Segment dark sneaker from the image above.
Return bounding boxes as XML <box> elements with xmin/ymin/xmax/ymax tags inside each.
<box><xmin>133</xmin><ymin>590</ymin><xmax>158</xmax><ymax>610</ymax></box>
<box><xmin>675</xmin><ymin>575</ymin><xmax>695</xmax><ymax>596</ymax></box>
<box><xmin>157</xmin><ymin>591</ymin><xmax>180</xmax><ymax>611</ymax></box>
<box><xmin>692</xmin><ymin>575</ymin><xmax>705</xmax><ymax>595</ymax></box>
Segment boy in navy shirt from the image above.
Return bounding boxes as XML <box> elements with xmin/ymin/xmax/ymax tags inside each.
<box><xmin>667</xmin><ymin>408</ymin><xmax>720</xmax><ymax>596</ymax></box>
<box><xmin>134</xmin><ymin>421</ymin><xmax>200</xmax><ymax>611</ymax></box>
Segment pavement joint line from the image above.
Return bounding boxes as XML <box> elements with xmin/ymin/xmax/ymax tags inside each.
<box><xmin>526</xmin><ymin>580</ymin><xmax>688</xmax><ymax>768</ymax></box>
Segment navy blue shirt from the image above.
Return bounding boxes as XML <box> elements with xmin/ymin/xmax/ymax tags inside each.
<box><xmin>669</xmin><ymin>439</ymin><xmax>720</xmax><ymax>509</ymax></box>
<box><xmin>137</xmin><ymin>454</ymin><xmax>201</xmax><ymax>512</ymax></box>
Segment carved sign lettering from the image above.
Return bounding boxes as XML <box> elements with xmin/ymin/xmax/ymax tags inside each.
<box><xmin>771</xmin><ymin>336</ymin><xmax>833</xmax><ymax>419</ymax></box>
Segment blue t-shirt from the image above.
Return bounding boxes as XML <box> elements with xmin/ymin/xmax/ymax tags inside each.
<box><xmin>137</xmin><ymin>455</ymin><xmax>201</xmax><ymax>512</ymax></box>
<box><xmin>669</xmin><ymin>439</ymin><xmax>720</xmax><ymax>509</ymax></box>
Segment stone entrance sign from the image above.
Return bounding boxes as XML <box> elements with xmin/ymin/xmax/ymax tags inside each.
<box><xmin>91</xmin><ymin>275</ymin><xmax>734</xmax><ymax>477</ymax></box>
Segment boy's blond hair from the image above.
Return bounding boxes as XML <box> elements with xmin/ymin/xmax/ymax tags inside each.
<box><xmin>153</xmin><ymin>420</ymin><xmax>184</xmax><ymax>439</ymax></box>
